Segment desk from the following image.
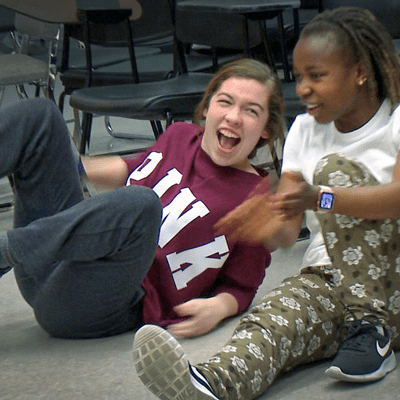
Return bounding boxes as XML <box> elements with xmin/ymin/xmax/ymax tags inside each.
<box><xmin>0</xmin><ymin>0</ymin><xmax>142</xmax><ymax>23</ymax></box>
<box><xmin>177</xmin><ymin>0</ymin><xmax>300</xmax><ymax>81</ymax></box>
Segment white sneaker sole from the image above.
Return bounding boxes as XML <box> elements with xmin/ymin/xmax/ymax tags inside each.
<box><xmin>325</xmin><ymin>351</ymin><xmax>397</xmax><ymax>382</ymax></box>
<box><xmin>133</xmin><ymin>324</ymin><xmax>217</xmax><ymax>400</ymax></box>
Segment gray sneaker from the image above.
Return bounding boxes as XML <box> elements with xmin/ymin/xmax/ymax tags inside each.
<box><xmin>133</xmin><ymin>324</ymin><xmax>218</xmax><ymax>400</ymax></box>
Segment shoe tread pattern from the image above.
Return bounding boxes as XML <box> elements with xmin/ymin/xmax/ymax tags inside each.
<box><xmin>133</xmin><ymin>325</ymin><xmax>212</xmax><ymax>400</ymax></box>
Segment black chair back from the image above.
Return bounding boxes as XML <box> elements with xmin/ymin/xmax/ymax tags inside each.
<box><xmin>59</xmin><ymin>0</ymin><xmax>175</xmax><ymax>111</ymax></box>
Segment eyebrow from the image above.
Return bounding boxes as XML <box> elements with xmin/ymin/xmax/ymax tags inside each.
<box><xmin>216</xmin><ymin>92</ymin><xmax>265</xmax><ymax>111</ymax></box>
<box><xmin>293</xmin><ymin>64</ymin><xmax>325</xmax><ymax>73</ymax></box>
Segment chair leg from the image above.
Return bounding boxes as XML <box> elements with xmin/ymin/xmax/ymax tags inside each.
<box><xmin>150</xmin><ymin>120</ymin><xmax>164</xmax><ymax>139</ymax></box>
<box><xmin>165</xmin><ymin>111</ymin><xmax>173</xmax><ymax>129</ymax></box>
<box><xmin>16</xmin><ymin>84</ymin><xmax>28</xmax><ymax>100</ymax></box>
<box><xmin>0</xmin><ymin>86</ymin><xmax>4</xmax><ymax>107</ymax></box>
<box><xmin>59</xmin><ymin>91</ymin><xmax>66</xmax><ymax>112</ymax></box>
<box><xmin>80</xmin><ymin>112</ymin><xmax>93</xmax><ymax>154</ymax></box>
<box><xmin>43</xmin><ymin>83</ymin><xmax>56</xmax><ymax>103</ymax></box>
<box><xmin>72</xmin><ymin>108</ymin><xmax>82</xmax><ymax>147</ymax></box>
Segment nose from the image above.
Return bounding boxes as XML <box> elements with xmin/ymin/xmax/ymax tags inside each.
<box><xmin>296</xmin><ymin>78</ymin><xmax>312</xmax><ymax>99</ymax></box>
<box><xmin>225</xmin><ymin>106</ymin><xmax>242</xmax><ymax>125</ymax></box>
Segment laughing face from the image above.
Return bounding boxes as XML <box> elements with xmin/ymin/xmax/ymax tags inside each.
<box><xmin>201</xmin><ymin>77</ymin><xmax>271</xmax><ymax>173</ymax></box>
<box><xmin>293</xmin><ymin>35</ymin><xmax>374</xmax><ymax>133</ymax></box>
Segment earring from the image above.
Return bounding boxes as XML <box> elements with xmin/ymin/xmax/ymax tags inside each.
<box><xmin>359</xmin><ymin>77</ymin><xmax>367</xmax><ymax>85</ymax></box>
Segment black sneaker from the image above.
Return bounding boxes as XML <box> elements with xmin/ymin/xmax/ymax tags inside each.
<box><xmin>133</xmin><ymin>324</ymin><xmax>219</xmax><ymax>400</ymax></box>
<box><xmin>325</xmin><ymin>320</ymin><xmax>396</xmax><ymax>382</ymax></box>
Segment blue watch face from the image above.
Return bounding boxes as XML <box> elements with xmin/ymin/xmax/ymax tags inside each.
<box><xmin>320</xmin><ymin>192</ymin><xmax>334</xmax><ymax>210</ymax></box>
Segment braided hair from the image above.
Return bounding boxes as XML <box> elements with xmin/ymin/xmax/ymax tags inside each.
<box><xmin>300</xmin><ymin>7</ymin><xmax>400</xmax><ymax>110</ymax></box>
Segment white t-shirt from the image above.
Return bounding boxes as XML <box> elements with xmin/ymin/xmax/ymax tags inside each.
<box><xmin>282</xmin><ymin>99</ymin><xmax>400</xmax><ymax>268</ymax></box>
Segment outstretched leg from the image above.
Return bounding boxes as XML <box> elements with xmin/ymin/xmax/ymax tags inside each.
<box><xmin>134</xmin><ymin>272</ymin><xmax>346</xmax><ymax>400</ymax></box>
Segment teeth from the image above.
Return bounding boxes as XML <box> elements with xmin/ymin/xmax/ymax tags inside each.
<box><xmin>306</xmin><ymin>104</ymin><xmax>318</xmax><ymax>110</ymax></box>
<box><xmin>219</xmin><ymin>129</ymin><xmax>239</xmax><ymax>139</ymax></box>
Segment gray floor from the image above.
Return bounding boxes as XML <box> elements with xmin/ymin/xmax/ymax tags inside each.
<box><xmin>1</xmin><ymin>47</ymin><xmax>400</xmax><ymax>400</ymax></box>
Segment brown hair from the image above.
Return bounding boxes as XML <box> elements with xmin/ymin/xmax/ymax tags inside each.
<box><xmin>300</xmin><ymin>7</ymin><xmax>400</xmax><ymax>109</ymax></box>
<box><xmin>194</xmin><ymin>58</ymin><xmax>285</xmax><ymax>159</ymax></box>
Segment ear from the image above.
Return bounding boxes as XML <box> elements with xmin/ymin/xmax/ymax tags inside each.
<box><xmin>203</xmin><ymin>107</ymin><xmax>208</xmax><ymax>119</ymax></box>
<box><xmin>355</xmin><ymin>62</ymin><xmax>368</xmax><ymax>86</ymax></box>
<box><xmin>261</xmin><ymin>129</ymin><xmax>271</xmax><ymax>140</ymax></box>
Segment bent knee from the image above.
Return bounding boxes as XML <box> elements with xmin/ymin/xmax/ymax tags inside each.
<box><xmin>120</xmin><ymin>185</ymin><xmax>162</xmax><ymax>222</ymax></box>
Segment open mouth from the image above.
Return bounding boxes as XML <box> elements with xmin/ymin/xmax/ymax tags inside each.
<box><xmin>218</xmin><ymin>129</ymin><xmax>240</xmax><ymax>150</ymax></box>
<box><xmin>305</xmin><ymin>103</ymin><xmax>321</xmax><ymax>113</ymax></box>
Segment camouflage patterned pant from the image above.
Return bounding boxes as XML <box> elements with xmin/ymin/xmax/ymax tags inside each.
<box><xmin>197</xmin><ymin>154</ymin><xmax>400</xmax><ymax>400</ymax></box>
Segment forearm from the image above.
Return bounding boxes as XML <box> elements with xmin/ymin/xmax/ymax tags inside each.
<box><xmin>265</xmin><ymin>171</ymin><xmax>305</xmax><ymax>248</ymax></box>
<box><xmin>276</xmin><ymin>169</ymin><xmax>400</xmax><ymax>221</ymax></box>
<box><xmin>264</xmin><ymin>213</ymin><xmax>304</xmax><ymax>249</ymax></box>
<box><xmin>81</xmin><ymin>155</ymin><xmax>129</xmax><ymax>189</ymax></box>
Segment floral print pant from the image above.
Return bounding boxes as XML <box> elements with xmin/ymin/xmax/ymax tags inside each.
<box><xmin>197</xmin><ymin>154</ymin><xmax>400</xmax><ymax>400</ymax></box>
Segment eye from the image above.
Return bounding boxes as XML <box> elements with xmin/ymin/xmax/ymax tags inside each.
<box><xmin>246</xmin><ymin>108</ymin><xmax>259</xmax><ymax>116</ymax></box>
<box><xmin>218</xmin><ymin>99</ymin><xmax>231</xmax><ymax>106</ymax></box>
<box><xmin>310</xmin><ymin>73</ymin><xmax>324</xmax><ymax>80</ymax></box>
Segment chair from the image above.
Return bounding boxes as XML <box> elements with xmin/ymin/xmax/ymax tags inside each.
<box><xmin>0</xmin><ymin>13</ymin><xmax>61</xmax><ymax>106</ymax></box>
<box><xmin>69</xmin><ymin>0</ymin><xmax>267</xmax><ymax>155</ymax></box>
<box><xmin>277</xmin><ymin>0</ymin><xmax>319</xmax><ymax>125</ymax></box>
<box><xmin>285</xmin><ymin>0</ymin><xmax>320</xmax><ymax>48</ymax></box>
<box><xmin>58</xmin><ymin>0</ymin><xmax>175</xmax><ymax>113</ymax></box>
<box><xmin>320</xmin><ymin>0</ymin><xmax>400</xmax><ymax>52</ymax></box>
<box><xmin>70</xmin><ymin>1</ymin><xmax>305</xmax><ymax>178</ymax></box>
<box><xmin>61</xmin><ymin>0</ymin><xmax>220</xmax><ymax>151</ymax></box>
<box><xmin>174</xmin><ymin>0</ymin><xmax>305</xmax><ymax>129</ymax></box>
<box><xmin>175</xmin><ymin>1</ymin><xmax>264</xmax><ymax>72</ymax></box>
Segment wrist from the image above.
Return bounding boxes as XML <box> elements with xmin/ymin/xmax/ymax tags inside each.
<box><xmin>316</xmin><ymin>185</ymin><xmax>335</xmax><ymax>213</ymax></box>
<box><xmin>311</xmin><ymin>185</ymin><xmax>320</xmax><ymax>211</ymax></box>
<box><xmin>214</xmin><ymin>293</ymin><xmax>239</xmax><ymax>318</ymax></box>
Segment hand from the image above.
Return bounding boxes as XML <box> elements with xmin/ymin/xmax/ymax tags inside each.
<box><xmin>271</xmin><ymin>171</ymin><xmax>318</xmax><ymax>220</ymax></box>
<box><xmin>214</xmin><ymin>171</ymin><xmax>306</xmax><ymax>247</ymax></box>
<box><xmin>168</xmin><ymin>295</ymin><xmax>238</xmax><ymax>338</ymax></box>
<box><xmin>214</xmin><ymin>191</ymin><xmax>280</xmax><ymax>245</ymax></box>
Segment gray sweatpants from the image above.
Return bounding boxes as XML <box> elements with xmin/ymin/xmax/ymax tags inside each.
<box><xmin>2</xmin><ymin>98</ymin><xmax>162</xmax><ymax>338</ymax></box>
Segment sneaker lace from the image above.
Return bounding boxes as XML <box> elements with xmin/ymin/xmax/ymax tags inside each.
<box><xmin>339</xmin><ymin>317</ymin><xmax>387</xmax><ymax>352</ymax></box>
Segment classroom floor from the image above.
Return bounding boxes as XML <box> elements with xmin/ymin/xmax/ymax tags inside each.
<box><xmin>1</xmin><ymin>41</ymin><xmax>400</xmax><ymax>400</ymax></box>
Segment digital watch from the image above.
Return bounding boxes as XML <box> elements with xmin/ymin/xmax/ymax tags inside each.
<box><xmin>317</xmin><ymin>185</ymin><xmax>334</xmax><ymax>213</ymax></box>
